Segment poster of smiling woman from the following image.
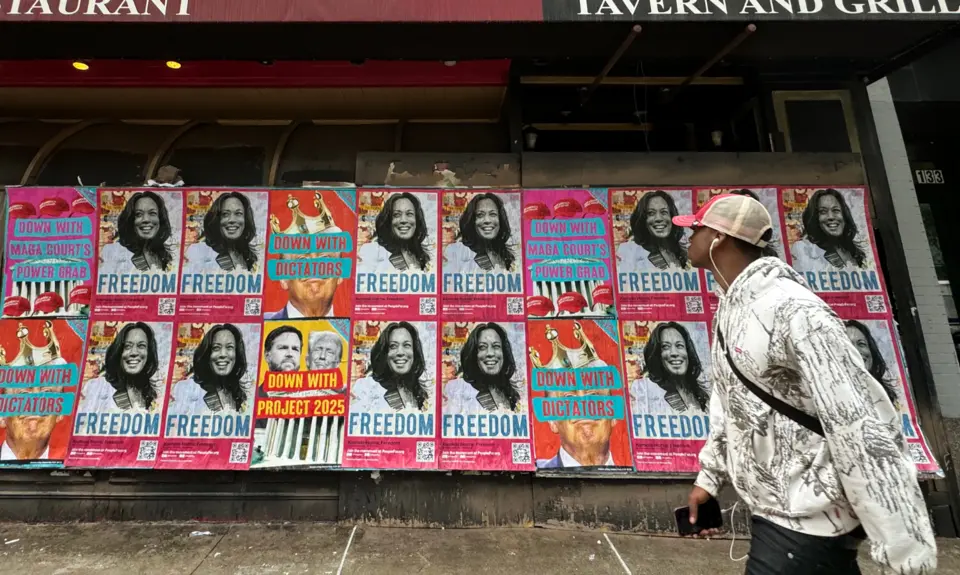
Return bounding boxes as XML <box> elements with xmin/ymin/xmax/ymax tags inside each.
<box><xmin>783</xmin><ymin>187</ymin><xmax>887</xmax><ymax>317</ymax></box>
<box><xmin>93</xmin><ymin>189</ymin><xmax>184</xmax><ymax>320</ymax></box>
<box><xmin>178</xmin><ymin>190</ymin><xmax>269</xmax><ymax>321</ymax></box>
<box><xmin>66</xmin><ymin>320</ymin><xmax>173</xmax><ymax>468</ymax></box>
<box><xmin>342</xmin><ymin>320</ymin><xmax>439</xmax><ymax>469</ymax></box>
<box><xmin>155</xmin><ymin>321</ymin><xmax>261</xmax><ymax>470</ymax></box>
<box><xmin>621</xmin><ymin>320</ymin><xmax>711</xmax><ymax>473</ymax></box>
<box><xmin>439</xmin><ymin>321</ymin><xmax>533</xmax><ymax>471</ymax></box>
<box><xmin>353</xmin><ymin>190</ymin><xmax>440</xmax><ymax>321</ymax></box>
<box><xmin>611</xmin><ymin>188</ymin><xmax>705</xmax><ymax>321</ymax></box>
<box><xmin>441</xmin><ymin>191</ymin><xmax>524</xmax><ymax>321</ymax></box>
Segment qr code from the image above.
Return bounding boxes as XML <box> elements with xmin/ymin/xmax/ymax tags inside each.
<box><xmin>507</xmin><ymin>297</ymin><xmax>524</xmax><ymax>316</ymax></box>
<box><xmin>419</xmin><ymin>297</ymin><xmax>437</xmax><ymax>316</ymax></box>
<box><xmin>244</xmin><ymin>298</ymin><xmax>262</xmax><ymax>316</ymax></box>
<box><xmin>512</xmin><ymin>442</ymin><xmax>532</xmax><ymax>465</ymax></box>
<box><xmin>415</xmin><ymin>441</ymin><xmax>436</xmax><ymax>463</ymax></box>
<box><xmin>865</xmin><ymin>295</ymin><xmax>887</xmax><ymax>314</ymax></box>
<box><xmin>229</xmin><ymin>442</ymin><xmax>250</xmax><ymax>464</ymax></box>
<box><xmin>685</xmin><ymin>296</ymin><xmax>704</xmax><ymax>314</ymax></box>
<box><xmin>158</xmin><ymin>298</ymin><xmax>176</xmax><ymax>316</ymax></box>
<box><xmin>136</xmin><ymin>440</ymin><xmax>158</xmax><ymax>461</ymax></box>
<box><xmin>908</xmin><ymin>443</ymin><xmax>929</xmax><ymax>464</ymax></box>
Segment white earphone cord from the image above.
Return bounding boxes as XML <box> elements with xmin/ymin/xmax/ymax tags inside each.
<box><xmin>709</xmin><ymin>239</ymin><xmax>730</xmax><ymax>290</ymax></box>
<box><xmin>724</xmin><ymin>501</ymin><xmax>748</xmax><ymax>562</ymax></box>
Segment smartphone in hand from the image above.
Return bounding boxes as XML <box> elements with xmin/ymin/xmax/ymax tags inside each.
<box><xmin>675</xmin><ymin>497</ymin><xmax>723</xmax><ymax>536</ymax></box>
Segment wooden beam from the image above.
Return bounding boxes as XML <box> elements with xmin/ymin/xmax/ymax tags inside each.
<box><xmin>521</xmin><ymin>76</ymin><xmax>744</xmax><ymax>86</ymax></box>
<box><xmin>530</xmin><ymin>123</ymin><xmax>653</xmax><ymax>132</ymax></box>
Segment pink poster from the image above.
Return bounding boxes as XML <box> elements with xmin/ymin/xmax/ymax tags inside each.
<box><xmin>342</xmin><ymin>320</ymin><xmax>439</xmax><ymax>469</ymax></box>
<box><xmin>841</xmin><ymin>317</ymin><xmax>939</xmax><ymax>475</ymax></box>
<box><xmin>441</xmin><ymin>191</ymin><xmax>525</xmax><ymax>320</ymax></box>
<box><xmin>353</xmin><ymin>190</ymin><xmax>440</xmax><ymax>321</ymax></box>
<box><xmin>610</xmin><ymin>188</ymin><xmax>706</xmax><ymax>321</ymax></box>
<box><xmin>92</xmin><ymin>189</ymin><xmax>184</xmax><ymax>321</ymax></box>
<box><xmin>621</xmin><ymin>320</ymin><xmax>712</xmax><ymax>473</ymax></box>
<box><xmin>694</xmin><ymin>187</ymin><xmax>788</xmax><ymax>314</ymax></box>
<box><xmin>155</xmin><ymin>321</ymin><xmax>261</xmax><ymax>470</ymax></box>
<box><xmin>3</xmin><ymin>187</ymin><xmax>97</xmax><ymax>319</ymax></box>
<box><xmin>439</xmin><ymin>321</ymin><xmax>533</xmax><ymax>471</ymax></box>
<box><xmin>783</xmin><ymin>187</ymin><xmax>889</xmax><ymax>318</ymax></box>
<box><xmin>66</xmin><ymin>320</ymin><xmax>174</xmax><ymax>468</ymax></box>
<box><xmin>522</xmin><ymin>189</ymin><xmax>616</xmax><ymax>319</ymax></box>
<box><xmin>177</xmin><ymin>190</ymin><xmax>269</xmax><ymax>321</ymax></box>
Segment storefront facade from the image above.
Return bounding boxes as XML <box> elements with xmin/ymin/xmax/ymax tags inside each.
<box><xmin>0</xmin><ymin>5</ymin><xmax>958</xmax><ymax>535</ymax></box>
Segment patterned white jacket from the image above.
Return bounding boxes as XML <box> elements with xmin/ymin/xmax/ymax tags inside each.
<box><xmin>697</xmin><ymin>257</ymin><xmax>936</xmax><ymax>574</ymax></box>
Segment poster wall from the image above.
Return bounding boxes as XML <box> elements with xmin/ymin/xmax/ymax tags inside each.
<box><xmin>251</xmin><ymin>318</ymin><xmax>349</xmax><ymax>468</ymax></box>
<box><xmin>0</xmin><ymin>185</ymin><xmax>938</xmax><ymax>477</ymax></box>
<box><xmin>178</xmin><ymin>190</ymin><xmax>269</xmax><ymax>320</ymax></box>
<box><xmin>611</xmin><ymin>188</ymin><xmax>704</xmax><ymax>321</ymax></box>
<box><xmin>441</xmin><ymin>191</ymin><xmax>525</xmax><ymax>320</ymax></box>
<box><xmin>783</xmin><ymin>187</ymin><xmax>887</xmax><ymax>318</ymax></box>
<box><xmin>93</xmin><ymin>189</ymin><xmax>184</xmax><ymax>320</ymax></box>
<box><xmin>527</xmin><ymin>319</ymin><xmax>632</xmax><ymax>471</ymax></box>
<box><xmin>342</xmin><ymin>320</ymin><xmax>439</xmax><ymax>469</ymax></box>
<box><xmin>523</xmin><ymin>189</ymin><xmax>615</xmax><ymax>319</ymax></box>
<box><xmin>66</xmin><ymin>320</ymin><xmax>172</xmax><ymax>468</ymax></box>
<box><xmin>0</xmin><ymin>318</ymin><xmax>85</xmax><ymax>468</ymax></box>
<box><xmin>621</xmin><ymin>320</ymin><xmax>712</xmax><ymax>473</ymax></box>
<box><xmin>4</xmin><ymin>187</ymin><xmax>97</xmax><ymax>319</ymax></box>
<box><xmin>156</xmin><ymin>321</ymin><xmax>261</xmax><ymax>469</ymax></box>
<box><xmin>439</xmin><ymin>321</ymin><xmax>533</xmax><ymax>471</ymax></box>
<box><xmin>354</xmin><ymin>190</ymin><xmax>440</xmax><ymax>321</ymax></box>
<box><xmin>263</xmin><ymin>189</ymin><xmax>357</xmax><ymax>320</ymax></box>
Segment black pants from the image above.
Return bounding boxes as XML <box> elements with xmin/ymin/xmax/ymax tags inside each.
<box><xmin>745</xmin><ymin>517</ymin><xmax>864</xmax><ymax>575</ymax></box>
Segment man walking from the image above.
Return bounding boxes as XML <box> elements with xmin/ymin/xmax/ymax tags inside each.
<box><xmin>674</xmin><ymin>194</ymin><xmax>936</xmax><ymax>574</ymax></box>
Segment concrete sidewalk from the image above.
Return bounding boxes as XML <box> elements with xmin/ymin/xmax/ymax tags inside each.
<box><xmin>0</xmin><ymin>522</ymin><xmax>958</xmax><ymax>574</ymax></box>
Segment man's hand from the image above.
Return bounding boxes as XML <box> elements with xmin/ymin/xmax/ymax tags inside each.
<box><xmin>687</xmin><ymin>486</ymin><xmax>722</xmax><ymax>537</ymax></box>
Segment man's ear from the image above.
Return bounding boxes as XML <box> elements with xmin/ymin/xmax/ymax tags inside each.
<box><xmin>0</xmin><ymin>418</ymin><xmax>6</xmax><ymax>429</ymax></box>
<box><xmin>548</xmin><ymin>421</ymin><xmax>560</xmax><ymax>434</ymax></box>
<box><xmin>280</xmin><ymin>279</ymin><xmax>289</xmax><ymax>290</ymax></box>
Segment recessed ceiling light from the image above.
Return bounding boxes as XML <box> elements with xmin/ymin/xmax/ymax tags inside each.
<box><xmin>166</xmin><ymin>61</ymin><xmax>182</xmax><ymax>70</ymax></box>
<box><xmin>72</xmin><ymin>61</ymin><xmax>89</xmax><ymax>71</ymax></box>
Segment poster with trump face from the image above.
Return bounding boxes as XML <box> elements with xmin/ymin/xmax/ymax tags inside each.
<box><xmin>441</xmin><ymin>191</ymin><xmax>524</xmax><ymax>321</ymax></box>
<box><xmin>353</xmin><ymin>190</ymin><xmax>440</xmax><ymax>321</ymax></box>
<box><xmin>155</xmin><ymin>321</ymin><xmax>261</xmax><ymax>470</ymax></box>
<box><xmin>439</xmin><ymin>321</ymin><xmax>532</xmax><ymax>471</ymax></box>
<box><xmin>263</xmin><ymin>189</ymin><xmax>357</xmax><ymax>320</ymax></box>
<box><xmin>251</xmin><ymin>318</ymin><xmax>349</xmax><ymax>469</ymax></box>
<box><xmin>93</xmin><ymin>188</ymin><xmax>184</xmax><ymax>320</ymax></box>
<box><xmin>66</xmin><ymin>320</ymin><xmax>174</xmax><ymax>468</ymax></box>
<box><xmin>4</xmin><ymin>187</ymin><xmax>97</xmax><ymax>320</ymax></box>
<box><xmin>342</xmin><ymin>320</ymin><xmax>440</xmax><ymax>470</ymax></box>
<box><xmin>0</xmin><ymin>318</ymin><xmax>86</xmax><ymax>469</ymax></box>
<box><xmin>178</xmin><ymin>190</ymin><xmax>269</xmax><ymax>321</ymax></box>
<box><xmin>526</xmin><ymin>319</ymin><xmax>632</xmax><ymax>472</ymax></box>
<box><xmin>783</xmin><ymin>187</ymin><xmax>887</xmax><ymax>317</ymax></box>
<box><xmin>523</xmin><ymin>189</ymin><xmax>616</xmax><ymax>319</ymax></box>
<box><xmin>621</xmin><ymin>320</ymin><xmax>711</xmax><ymax>473</ymax></box>
<box><xmin>611</xmin><ymin>188</ymin><xmax>705</xmax><ymax>321</ymax></box>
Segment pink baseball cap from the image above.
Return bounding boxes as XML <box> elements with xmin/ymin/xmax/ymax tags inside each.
<box><xmin>672</xmin><ymin>194</ymin><xmax>773</xmax><ymax>248</ymax></box>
